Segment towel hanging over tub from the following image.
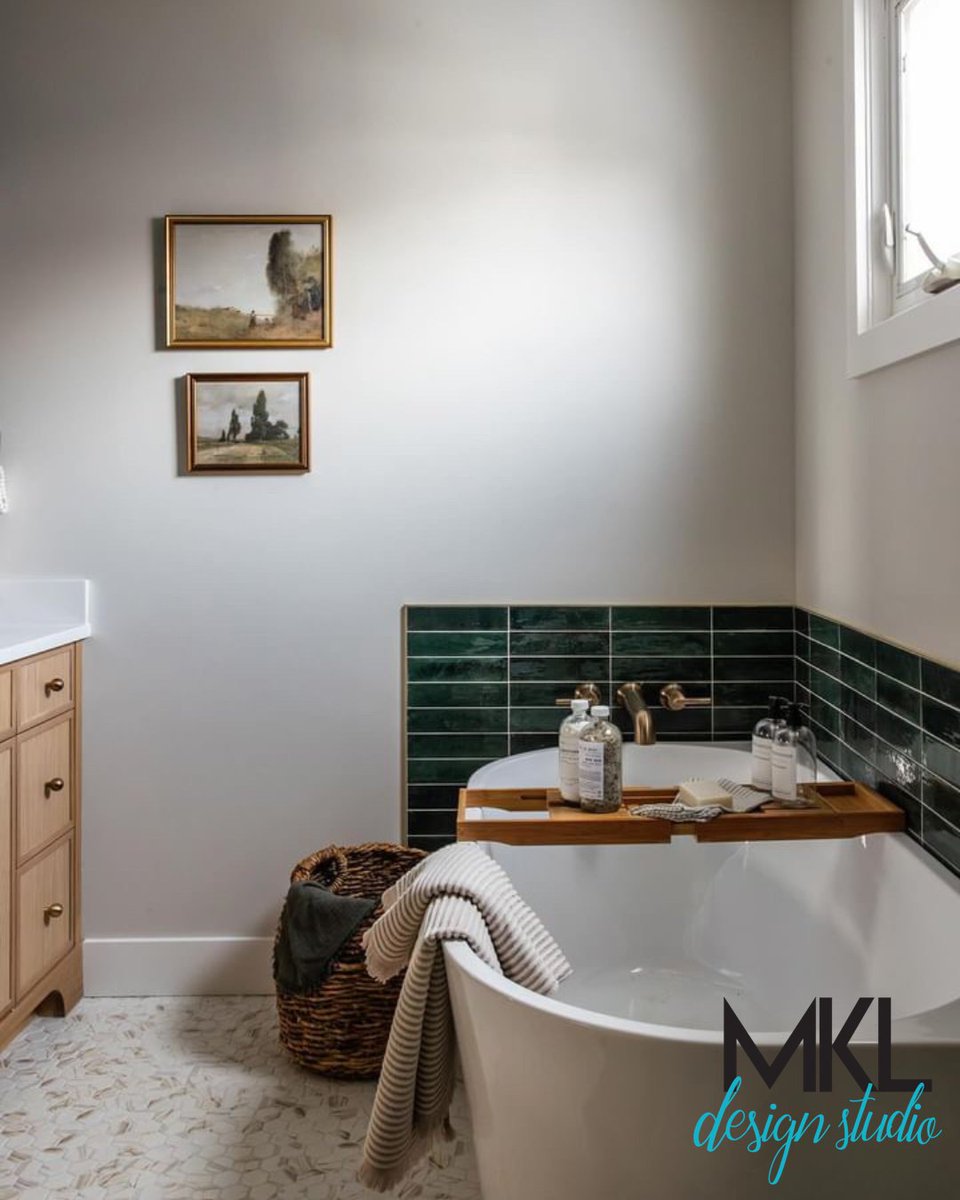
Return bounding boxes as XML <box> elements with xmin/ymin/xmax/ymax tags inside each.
<box><xmin>358</xmin><ymin>841</ymin><xmax>571</xmax><ymax>1192</ymax></box>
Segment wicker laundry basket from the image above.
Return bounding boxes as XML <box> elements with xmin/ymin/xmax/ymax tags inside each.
<box><xmin>275</xmin><ymin>842</ymin><xmax>427</xmax><ymax>1079</ymax></box>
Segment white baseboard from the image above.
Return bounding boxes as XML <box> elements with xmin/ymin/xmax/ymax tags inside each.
<box><xmin>83</xmin><ymin>936</ymin><xmax>275</xmax><ymax>996</ymax></box>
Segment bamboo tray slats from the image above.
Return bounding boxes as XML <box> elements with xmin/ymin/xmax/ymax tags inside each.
<box><xmin>456</xmin><ymin>781</ymin><xmax>906</xmax><ymax>847</ymax></box>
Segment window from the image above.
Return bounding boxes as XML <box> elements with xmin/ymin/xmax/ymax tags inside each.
<box><xmin>846</xmin><ymin>0</ymin><xmax>960</xmax><ymax>376</ymax></box>
<box><xmin>894</xmin><ymin>0</ymin><xmax>960</xmax><ymax>298</ymax></box>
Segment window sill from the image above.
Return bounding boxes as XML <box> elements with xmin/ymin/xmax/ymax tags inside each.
<box><xmin>847</xmin><ymin>283</ymin><xmax>960</xmax><ymax>378</ymax></box>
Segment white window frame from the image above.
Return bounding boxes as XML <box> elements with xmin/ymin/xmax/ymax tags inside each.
<box><xmin>845</xmin><ymin>0</ymin><xmax>960</xmax><ymax>377</ymax></box>
<box><xmin>890</xmin><ymin>0</ymin><xmax>930</xmax><ymax>310</ymax></box>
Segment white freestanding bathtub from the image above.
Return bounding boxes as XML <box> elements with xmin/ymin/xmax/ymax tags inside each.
<box><xmin>445</xmin><ymin>744</ymin><xmax>960</xmax><ymax>1199</ymax></box>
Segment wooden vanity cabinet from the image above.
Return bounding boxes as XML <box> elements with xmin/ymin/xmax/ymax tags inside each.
<box><xmin>0</xmin><ymin>643</ymin><xmax>82</xmax><ymax>1049</ymax></box>
<box><xmin>0</xmin><ymin>743</ymin><xmax>12</xmax><ymax>1016</ymax></box>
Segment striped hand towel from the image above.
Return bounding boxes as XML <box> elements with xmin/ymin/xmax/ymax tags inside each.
<box><xmin>358</xmin><ymin>842</ymin><xmax>571</xmax><ymax>1192</ymax></box>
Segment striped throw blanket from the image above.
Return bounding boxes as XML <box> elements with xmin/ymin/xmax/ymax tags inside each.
<box><xmin>358</xmin><ymin>842</ymin><xmax>571</xmax><ymax>1192</ymax></box>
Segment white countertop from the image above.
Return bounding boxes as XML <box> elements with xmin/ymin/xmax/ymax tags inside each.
<box><xmin>0</xmin><ymin>579</ymin><xmax>91</xmax><ymax>666</ymax></box>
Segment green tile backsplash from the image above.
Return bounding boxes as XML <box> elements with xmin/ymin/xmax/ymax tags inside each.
<box><xmin>510</xmin><ymin>606</ymin><xmax>609</xmax><ymax>630</ymax></box>
<box><xmin>404</xmin><ymin>604</ymin><xmax>795</xmax><ymax>851</ymax></box>
<box><xmin>611</xmin><ymin>605</ymin><xmax>710</xmax><ymax>630</ymax></box>
<box><xmin>404</xmin><ymin>603</ymin><xmax>960</xmax><ymax>882</ymax></box>
<box><xmin>796</xmin><ymin>607</ymin><xmax>960</xmax><ymax>881</ymax></box>
<box><xmin>407</xmin><ymin>606</ymin><xmax>508</xmax><ymax>631</ymax></box>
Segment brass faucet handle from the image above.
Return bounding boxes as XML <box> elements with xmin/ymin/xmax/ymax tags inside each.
<box><xmin>660</xmin><ymin>683</ymin><xmax>711</xmax><ymax>711</ymax></box>
<box><xmin>554</xmin><ymin>682</ymin><xmax>601</xmax><ymax>708</ymax></box>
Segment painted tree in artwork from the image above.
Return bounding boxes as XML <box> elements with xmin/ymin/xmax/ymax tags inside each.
<box><xmin>228</xmin><ymin>408</ymin><xmax>241</xmax><ymax>442</ymax></box>
<box><xmin>245</xmin><ymin>391</ymin><xmax>291</xmax><ymax>442</ymax></box>
<box><xmin>248</xmin><ymin>391</ymin><xmax>271</xmax><ymax>441</ymax></box>
<box><xmin>266</xmin><ymin>230</ymin><xmax>300</xmax><ymax>314</ymax></box>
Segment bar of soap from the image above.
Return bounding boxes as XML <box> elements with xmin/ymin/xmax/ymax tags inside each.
<box><xmin>677</xmin><ymin>779</ymin><xmax>734</xmax><ymax>810</ymax></box>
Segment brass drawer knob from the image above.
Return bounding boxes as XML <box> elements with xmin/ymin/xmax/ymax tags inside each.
<box><xmin>43</xmin><ymin>902</ymin><xmax>64</xmax><ymax>925</ymax></box>
<box><xmin>45</xmin><ymin>677</ymin><xmax>65</xmax><ymax>697</ymax></box>
<box><xmin>44</xmin><ymin>777</ymin><xmax>65</xmax><ymax>798</ymax></box>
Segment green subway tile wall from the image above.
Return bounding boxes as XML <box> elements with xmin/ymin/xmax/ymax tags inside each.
<box><xmin>796</xmin><ymin>608</ymin><xmax>960</xmax><ymax>880</ymax></box>
<box><xmin>404</xmin><ymin>604</ymin><xmax>795</xmax><ymax>851</ymax></box>
<box><xmin>404</xmin><ymin>603</ymin><xmax>960</xmax><ymax>881</ymax></box>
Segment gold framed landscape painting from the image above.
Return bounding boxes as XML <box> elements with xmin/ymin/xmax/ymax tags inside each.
<box><xmin>185</xmin><ymin>373</ymin><xmax>310</xmax><ymax>474</ymax></box>
<box><xmin>166</xmin><ymin>215</ymin><xmax>332</xmax><ymax>348</ymax></box>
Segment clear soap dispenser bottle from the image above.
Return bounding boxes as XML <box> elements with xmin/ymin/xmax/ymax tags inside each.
<box><xmin>559</xmin><ymin>698</ymin><xmax>593</xmax><ymax>805</ymax></box>
<box><xmin>578</xmin><ymin>705</ymin><xmax>623</xmax><ymax>814</ymax></box>
<box><xmin>751</xmin><ymin>695</ymin><xmax>787</xmax><ymax>791</ymax></box>
<box><xmin>770</xmin><ymin>703</ymin><xmax>818</xmax><ymax>808</ymax></box>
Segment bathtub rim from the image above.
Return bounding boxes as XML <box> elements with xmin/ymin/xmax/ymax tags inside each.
<box><xmin>466</xmin><ymin>739</ymin><xmax>818</xmax><ymax>789</ymax></box>
<box><xmin>444</xmin><ymin>831</ymin><xmax>960</xmax><ymax>1048</ymax></box>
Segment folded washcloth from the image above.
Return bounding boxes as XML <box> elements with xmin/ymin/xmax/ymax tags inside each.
<box><xmin>358</xmin><ymin>842</ymin><xmax>571</xmax><ymax>1192</ymax></box>
<box><xmin>629</xmin><ymin>801</ymin><xmax>725</xmax><ymax>822</ymax></box>
<box><xmin>274</xmin><ymin>880</ymin><xmax>376</xmax><ymax>993</ymax></box>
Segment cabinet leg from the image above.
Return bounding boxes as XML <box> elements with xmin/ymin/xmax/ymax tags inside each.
<box><xmin>33</xmin><ymin>946</ymin><xmax>83</xmax><ymax>1018</ymax></box>
<box><xmin>0</xmin><ymin>946</ymin><xmax>83</xmax><ymax>1050</ymax></box>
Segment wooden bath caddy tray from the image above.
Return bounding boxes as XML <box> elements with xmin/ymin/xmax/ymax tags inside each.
<box><xmin>456</xmin><ymin>782</ymin><xmax>906</xmax><ymax>846</ymax></box>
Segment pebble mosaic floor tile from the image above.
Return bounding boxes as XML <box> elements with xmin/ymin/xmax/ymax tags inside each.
<box><xmin>0</xmin><ymin>997</ymin><xmax>480</xmax><ymax>1200</ymax></box>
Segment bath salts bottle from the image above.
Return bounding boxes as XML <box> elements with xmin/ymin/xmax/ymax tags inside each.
<box><xmin>559</xmin><ymin>699</ymin><xmax>593</xmax><ymax>805</ymax></box>
<box><xmin>578</xmin><ymin>706</ymin><xmax>622</xmax><ymax>814</ymax></box>
<box><xmin>770</xmin><ymin>704</ymin><xmax>818</xmax><ymax>808</ymax></box>
<box><xmin>751</xmin><ymin>696</ymin><xmax>787</xmax><ymax>791</ymax></box>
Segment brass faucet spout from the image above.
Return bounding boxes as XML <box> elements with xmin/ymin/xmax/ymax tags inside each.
<box><xmin>616</xmin><ymin>682</ymin><xmax>656</xmax><ymax>746</ymax></box>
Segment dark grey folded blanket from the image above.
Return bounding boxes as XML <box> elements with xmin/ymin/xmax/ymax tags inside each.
<box><xmin>275</xmin><ymin>881</ymin><xmax>377</xmax><ymax>992</ymax></box>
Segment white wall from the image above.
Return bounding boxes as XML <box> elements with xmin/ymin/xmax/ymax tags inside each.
<box><xmin>0</xmin><ymin>0</ymin><xmax>794</xmax><ymax>990</ymax></box>
<box><xmin>793</xmin><ymin>0</ymin><xmax>960</xmax><ymax>666</ymax></box>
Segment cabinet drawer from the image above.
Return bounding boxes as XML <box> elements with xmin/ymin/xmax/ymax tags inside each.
<box><xmin>16</xmin><ymin>648</ymin><xmax>73</xmax><ymax>731</ymax></box>
<box><xmin>17</xmin><ymin>837</ymin><xmax>73</xmax><ymax>997</ymax></box>
<box><xmin>17</xmin><ymin>716</ymin><xmax>73</xmax><ymax>861</ymax></box>
<box><xmin>0</xmin><ymin>669</ymin><xmax>12</xmax><ymax>741</ymax></box>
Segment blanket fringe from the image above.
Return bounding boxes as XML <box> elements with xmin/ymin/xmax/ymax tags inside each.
<box><xmin>357</xmin><ymin>1116</ymin><xmax>455</xmax><ymax>1193</ymax></box>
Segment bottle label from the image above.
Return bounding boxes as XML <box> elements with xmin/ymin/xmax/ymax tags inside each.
<box><xmin>559</xmin><ymin>742</ymin><xmax>581</xmax><ymax>801</ymax></box>
<box><xmin>770</xmin><ymin>742</ymin><xmax>797</xmax><ymax>802</ymax></box>
<box><xmin>751</xmin><ymin>734</ymin><xmax>773</xmax><ymax>790</ymax></box>
<box><xmin>578</xmin><ymin>741</ymin><xmax>605</xmax><ymax>802</ymax></box>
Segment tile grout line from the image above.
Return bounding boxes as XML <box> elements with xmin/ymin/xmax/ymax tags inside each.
<box><xmin>409</xmin><ymin>652</ymin><xmax>793</xmax><ymax>660</ymax></box>
<box><xmin>407</xmin><ymin>608</ymin><xmax>960</xmax><ymax>864</ymax></box>
<box><xmin>792</xmin><ymin>614</ymin><xmax>956</xmax><ymax>867</ymax></box>
<box><xmin>705</xmin><ymin>609</ymin><xmax>710</xmax><ymax>739</ymax></box>
<box><xmin>807</xmin><ymin>720</ymin><xmax>925</xmax><ymax>808</ymax></box>
<box><xmin>798</xmin><ymin>651</ymin><xmax>925</xmax><ymax>731</ymax></box>
<box><xmin>608</xmin><ymin>605</ymin><xmax>613</xmax><ymax>722</ymax></box>
<box><xmin>921</xmin><ymin>769</ymin><xmax>926</xmax><ymax>844</ymax></box>
<box><xmin>506</xmin><ymin>606</ymin><xmax>511</xmax><ymax>759</ymax></box>
<box><xmin>800</xmin><ymin>660</ymin><xmax>960</xmax><ymax>767</ymax></box>
<box><xmin>799</xmin><ymin>615</ymin><xmax>960</xmax><ymax>715</ymax></box>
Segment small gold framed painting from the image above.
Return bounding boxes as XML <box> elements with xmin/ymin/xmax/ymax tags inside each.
<box><xmin>166</xmin><ymin>215</ymin><xmax>332</xmax><ymax>349</ymax></box>
<box><xmin>184</xmin><ymin>373</ymin><xmax>310</xmax><ymax>474</ymax></box>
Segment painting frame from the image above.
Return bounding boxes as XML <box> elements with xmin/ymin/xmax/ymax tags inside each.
<box><xmin>166</xmin><ymin>215</ymin><xmax>332</xmax><ymax>349</ymax></box>
<box><xmin>184</xmin><ymin>372</ymin><xmax>311</xmax><ymax>475</ymax></box>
